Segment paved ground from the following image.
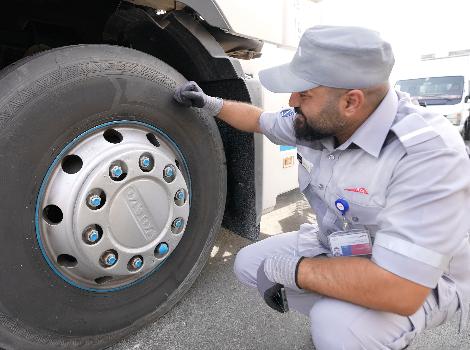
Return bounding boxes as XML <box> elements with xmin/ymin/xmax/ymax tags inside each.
<box><xmin>112</xmin><ymin>189</ymin><xmax>470</xmax><ymax>350</ymax></box>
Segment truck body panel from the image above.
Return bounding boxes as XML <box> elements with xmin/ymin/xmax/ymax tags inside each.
<box><xmin>214</xmin><ymin>0</ymin><xmax>321</xmax><ymax>48</ymax></box>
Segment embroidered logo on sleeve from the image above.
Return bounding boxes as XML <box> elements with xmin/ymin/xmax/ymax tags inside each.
<box><xmin>344</xmin><ymin>187</ymin><xmax>369</xmax><ymax>195</ymax></box>
<box><xmin>280</xmin><ymin>109</ymin><xmax>295</xmax><ymax>118</ymax></box>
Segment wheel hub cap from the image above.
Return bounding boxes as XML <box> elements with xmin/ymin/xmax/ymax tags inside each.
<box><xmin>36</xmin><ymin>121</ymin><xmax>190</xmax><ymax>291</ymax></box>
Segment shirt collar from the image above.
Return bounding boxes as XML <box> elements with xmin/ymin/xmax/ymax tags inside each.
<box><xmin>335</xmin><ymin>88</ymin><xmax>399</xmax><ymax>157</ymax></box>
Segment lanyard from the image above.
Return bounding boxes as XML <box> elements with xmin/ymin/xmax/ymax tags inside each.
<box><xmin>334</xmin><ymin>198</ymin><xmax>350</xmax><ymax>230</ymax></box>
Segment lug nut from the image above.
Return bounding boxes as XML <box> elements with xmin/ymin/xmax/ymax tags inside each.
<box><xmin>139</xmin><ymin>155</ymin><xmax>153</xmax><ymax>171</ymax></box>
<box><xmin>163</xmin><ymin>165</ymin><xmax>176</xmax><ymax>182</ymax></box>
<box><xmin>175</xmin><ymin>189</ymin><xmax>185</xmax><ymax>202</ymax></box>
<box><xmin>142</xmin><ymin>157</ymin><xmax>150</xmax><ymax>167</ymax></box>
<box><xmin>88</xmin><ymin>194</ymin><xmax>102</xmax><ymax>208</ymax></box>
<box><xmin>172</xmin><ymin>218</ymin><xmax>184</xmax><ymax>229</ymax></box>
<box><xmin>155</xmin><ymin>243</ymin><xmax>169</xmax><ymax>256</ymax></box>
<box><xmin>171</xmin><ymin>218</ymin><xmax>185</xmax><ymax>234</ymax></box>
<box><xmin>101</xmin><ymin>251</ymin><xmax>117</xmax><ymax>267</ymax></box>
<box><xmin>85</xmin><ymin>228</ymin><xmax>100</xmax><ymax>244</ymax></box>
<box><xmin>110</xmin><ymin>165</ymin><xmax>123</xmax><ymax>179</ymax></box>
<box><xmin>165</xmin><ymin>167</ymin><xmax>174</xmax><ymax>177</ymax></box>
<box><xmin>129</xmin><ymin>256</ymin><xmax>143</xmax><ymax>270</ymax></box>
<box><xmin>87</xmin><ymin>190</ymin><xmax>106</xmax><ymax>209</ymax></box>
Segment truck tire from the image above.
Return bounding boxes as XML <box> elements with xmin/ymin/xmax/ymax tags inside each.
<box><xmin>0</xmin><ymin>45</ymin><xmax>226</xmax><ymax>349</ymax></box>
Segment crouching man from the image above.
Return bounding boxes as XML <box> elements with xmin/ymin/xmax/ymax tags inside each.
<box><xmin>173</xmin><ymin>25</ymin><xmax>470</xmax><ymax>349</ymax></box>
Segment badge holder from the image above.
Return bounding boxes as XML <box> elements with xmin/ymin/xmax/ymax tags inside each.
<box><xmin>328</xmin><ymin>199</ymin><xmax>372</xmax><ymax>257</ymax></box>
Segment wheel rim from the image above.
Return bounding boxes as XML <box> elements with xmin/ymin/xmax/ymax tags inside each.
<box><xmin>35</xmin><ymin>120</ymin><xmax>191</xmax><ymax>292</ymax></box>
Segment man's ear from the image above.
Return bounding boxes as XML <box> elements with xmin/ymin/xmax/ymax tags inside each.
<box><xmin>342</xmin><ymin>90</ymin><xmax>365</xmax><ymax>117</ymax></box>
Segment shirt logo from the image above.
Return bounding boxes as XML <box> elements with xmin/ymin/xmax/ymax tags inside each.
<box><xmin>280</xmin><ymin>108</ymin><xmax>295</xmax><ymax>118</ymax></box>
<box><xmin>344</xmin><ymin>187</ymin><xmax>369</xmax><ymax>195</ymax></box>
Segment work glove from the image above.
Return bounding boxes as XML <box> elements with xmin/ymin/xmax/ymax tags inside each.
<box><xmin>257</xmin><ymin>256</ymin><xmax>305</xmax><ymax>313</ymax></box>
<box><xmin>257</xmin><ymin>260</ymin><xmax>290</xmax><ymax>313</ymax></box>
<box><xmin>263</xmin><ymin>255</ymin><xmax>305</xmax><ymax>290</ymax></box>
<box><xmin>173</xmin><ymin>81</ymin><xmax>223</xmax><ymax>116</ymax></box>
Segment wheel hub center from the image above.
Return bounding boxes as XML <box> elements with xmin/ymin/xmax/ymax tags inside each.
<box><xmin>108</xmin><ymin>179</ymin><xmax>170</xmax><ymax>249</ymax></box>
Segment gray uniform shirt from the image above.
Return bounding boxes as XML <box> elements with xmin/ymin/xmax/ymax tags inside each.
<box><xmin>259</xmin><ymin>89</ymin><xmax>470</xmax><ymax>329</ymax></box>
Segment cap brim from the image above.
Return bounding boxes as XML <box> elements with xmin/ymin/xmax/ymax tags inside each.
<box><xmin>259</xmin><ymin>63</ymin><xmax>319</xmax><ymax>93</ymax></box>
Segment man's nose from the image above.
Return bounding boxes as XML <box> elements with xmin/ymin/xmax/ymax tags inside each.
<box><xmin>289</xmin><ymin>92</ymin><xmax>300</xmax><ymax>107</ymax></box>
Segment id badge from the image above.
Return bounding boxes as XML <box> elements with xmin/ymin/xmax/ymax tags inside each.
<box><xmin>328</xmin><ymin>229</ymin><xmax>372</xmax><ymax>257</ymax></box>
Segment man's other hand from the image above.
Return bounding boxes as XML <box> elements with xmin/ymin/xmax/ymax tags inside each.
<box><xmin>263</xmin><ymin>255</ymin><xmax>304</xmax><ymax>290</ymax></box>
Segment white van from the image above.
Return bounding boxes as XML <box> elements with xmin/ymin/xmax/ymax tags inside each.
<box><xmin>394</xmin><ymin>52</ymin><xmax>470</xmax><ymax>141</ymax></box>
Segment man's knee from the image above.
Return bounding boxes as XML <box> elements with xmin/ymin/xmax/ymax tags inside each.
<box><xmin>234</xmin><ymin>231</ymin><xmax>300</xmax><ymax>288</ymax></box>
<box><xmin>309</xmin><ymin>298</ymin><xmax>418</xmax><ymax>350</ymax></box>
<box><xmin>309</xmin><ymin>299</ymin><xmax>364</xmax><ymax>350</ymax></box>
<box><xmin>233</xmin><ymin>244</ymin><xmax>258</xmax><ymax>287</ymax></box>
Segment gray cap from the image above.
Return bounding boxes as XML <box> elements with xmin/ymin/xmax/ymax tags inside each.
<box><xmin>259</xmin><ymin>25</ymin><xmax>395</xmax><ymax>93</ymax></box>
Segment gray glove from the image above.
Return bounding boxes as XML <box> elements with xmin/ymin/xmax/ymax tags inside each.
<box><xmin>257</xmin><ymin>261</ymin><xmax>290</xmax><ymax>313</ymax></box>
<box><xmin>263</xmin><ymin>255</ymin><xmax>305</xmax><ymax>291</ymax></box>
<box><xmin>173</xmin><ymin>81</ymin><xmax>223</xmax><ymax>116</ymax></box>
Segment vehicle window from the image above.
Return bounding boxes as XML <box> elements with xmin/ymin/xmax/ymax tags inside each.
<box><xmin>395</xmin><ymin>76</ymin><xmax>464</xmax><ymax>105</ymax></box>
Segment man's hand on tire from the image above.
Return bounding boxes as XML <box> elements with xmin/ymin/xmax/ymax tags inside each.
<box><xmin>173</xmin><ymin>81</ymin><xmax>223</xmax><ymax>116</ymax></box>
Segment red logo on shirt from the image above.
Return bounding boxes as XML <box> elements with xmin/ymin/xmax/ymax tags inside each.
<box><xmin>344</xmin><ymin>187</ymin><xmax>369</xmax><ymax>195</ymax></box>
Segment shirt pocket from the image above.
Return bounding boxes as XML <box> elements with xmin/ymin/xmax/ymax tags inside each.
<box><xmin>344</xmin><ymin>201</ymin><xmax>383</xmax><ymax>226</ymax></box>
<box><xmin>331</xmin><ymin>159</ymin><xmax>387</xmax><ymax>208</ymax></box>
<box><xmin>325</xmin><ymin>187</ymin><xmax>383</xmax><ymax>227</ymax></box>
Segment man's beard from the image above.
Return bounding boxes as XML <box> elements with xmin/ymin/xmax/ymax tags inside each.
<box><xmin>293</xmin><ymin>110</ymin><xmax>333</xmax><ymax>142</ymax></box>
<box><xmin>293</xmin><ymin>102</ymin><xmax>345</xmax><ymax>142</ymax></box>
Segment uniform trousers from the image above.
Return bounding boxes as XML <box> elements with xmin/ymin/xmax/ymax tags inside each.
<box><xmin>233</xmin><ymin>231</ymin><xmax>460</xmax><ymax>350</ymax></box>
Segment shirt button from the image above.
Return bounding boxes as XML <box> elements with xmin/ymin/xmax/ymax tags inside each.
<box><xmin>318</xmin><ymin>184</ymin><xmax>324</xmax><ymax>190</ymax></box>
<box><xmin>352</xmin><ymin>216</ymin><xmax>359</xmax><ymax>222</ymax></box>
<box><xmin>328</xmin><ymin>154</ymin><xmax>335</xmax><ymax>160</ymax></box>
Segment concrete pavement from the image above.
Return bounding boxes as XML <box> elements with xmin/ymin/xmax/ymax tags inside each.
<box><xmin>112</xmin><ymin>189</ymin><xmax>470</xmax><ymax>350</ymax></box>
